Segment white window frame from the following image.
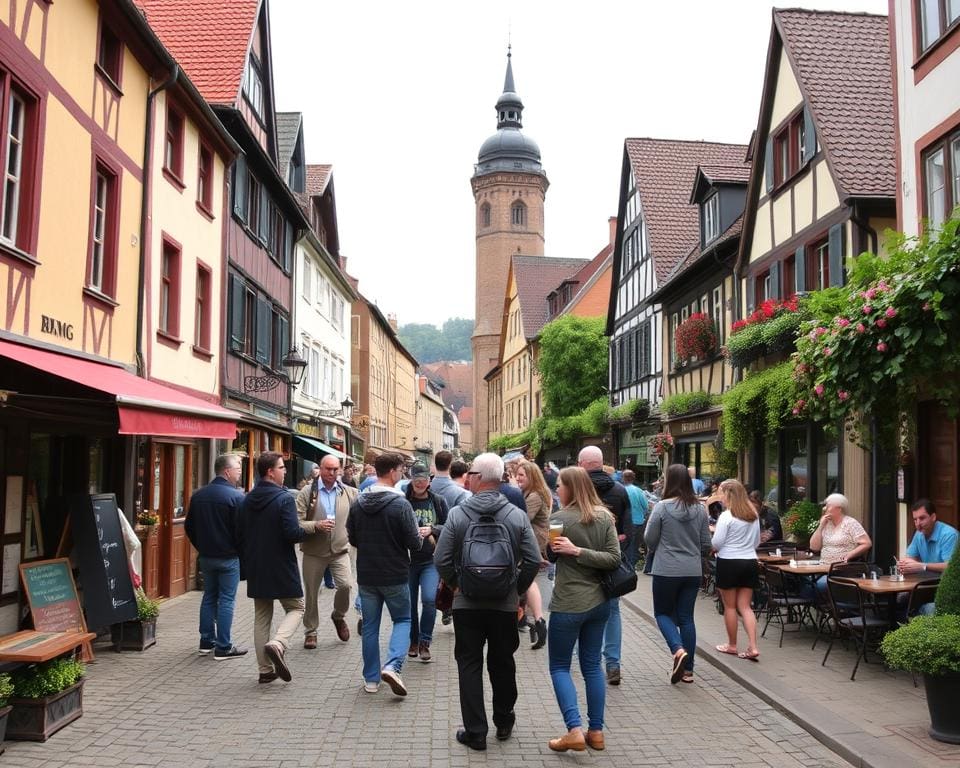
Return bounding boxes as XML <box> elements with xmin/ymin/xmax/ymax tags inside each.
<box><xmin>703</xmin><ymin>193</ymin><xmax>720</xmax><ymax>243</ymax></box>
<box><xmin>1</xmin><ymin>91</ymin><xmax>25</xmax><ymax>244</ymax></box>
<box><xmin>90</xmin><ymin>172</ymin><xmax>108</xmax><ymax>291</ymax></box>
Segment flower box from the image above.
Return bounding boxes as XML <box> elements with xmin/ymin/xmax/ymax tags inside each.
<box><xmin>6</xmin><ymin>679</ymin><xmax>84</xmax><ymax>742</ymax></box>
<box><xmin>111</xmin><ymin>618</ymin><xmax>157</xmax><ymax>652</ymax></box>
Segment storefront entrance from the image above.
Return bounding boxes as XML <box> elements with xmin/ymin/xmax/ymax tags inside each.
<box><xmin>917</xmin><ymin>403</ymin><xmax>958</xmax><ymax>529</ymax></box>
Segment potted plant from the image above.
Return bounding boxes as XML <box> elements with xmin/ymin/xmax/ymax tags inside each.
<box><xmin>0</xmin><ymin>672</ymin><xmax>13</xmax><ymax>754</ymax></box>
<box><xmin>137</xmin><ymin>510</ymin><xmax>160</xmax><ymax>528</ymax></box>
<box><xmin>781</xmin><ymin>500</ymin><xmax>820</xmax><ymax>549</ymax></box>
<box><xmin>881</xmin><ymin>543</ymin><xmax>960</xmax><ymax>743</ymax></box>
<box><xmin>111</xmin><ymin>588</ymin><xmax>159</xmax><ymax>651</ymax></box>
<box><xmin>7</xmin><ymin>657</ymin><xmax>85</xmax><ymax>741</ymax></box>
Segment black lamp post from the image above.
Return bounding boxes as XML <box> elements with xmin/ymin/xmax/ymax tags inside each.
<box><xmin>242</xmin><ymin>348</ymin><xmax>308</xmax><ymax>393</ymax></box>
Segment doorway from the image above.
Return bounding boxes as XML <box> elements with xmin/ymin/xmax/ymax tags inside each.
<box><xmin>146</xmin><ymin>441</ymin><xmax>194</xmax><ymax>598</ymax></box>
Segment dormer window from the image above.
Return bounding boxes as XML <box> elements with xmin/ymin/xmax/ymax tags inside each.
<box><xmin>703</xmin><ymin>193</ymin><xmax>720</xmax><ymax>244</ymax></box>
<box><xmin>243</xmin><ymin>56</ymin><xmax>264</xmax><ymax>119</ymax></box>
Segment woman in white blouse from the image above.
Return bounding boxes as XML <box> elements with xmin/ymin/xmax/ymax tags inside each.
<box><xmin>712</xmin><ymin>480</ymin><xmax>761</xmax><ymax>661</ymax></box>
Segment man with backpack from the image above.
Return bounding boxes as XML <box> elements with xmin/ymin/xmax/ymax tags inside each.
<box><xmin>434</xmin><ymin>453</ymin><xmax>541</xmax><ymax>752</ymax></box>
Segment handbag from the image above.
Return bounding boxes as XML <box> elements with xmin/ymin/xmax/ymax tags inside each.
<box><xmin>435</xmin><ymin>579</ymin><xmax>455</xmax><ymax>613</ymax></box>
<box><xmin>601</xmin><ymin>553</ymin><xmax>638</xmax><ymax>599</ymax></box>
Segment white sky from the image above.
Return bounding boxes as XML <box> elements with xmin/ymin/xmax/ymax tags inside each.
<box><xmin>270</xmin><ymin>0</ymin><xmax>887</xmax><ymax>327</ymax></box>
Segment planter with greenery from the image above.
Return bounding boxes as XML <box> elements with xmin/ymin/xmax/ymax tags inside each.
<box><xmin>111</xmin><ymin>588</ymin><xmax>160</xmax><ymax>651</ymax></box>
<box><xmin>660</xmin><ymin>390</ymin><xmax>716</xmax><ymax>418</ymax></box>
<box><xmin>607</xmin><ymin>397</ymin><xmax>649</xmax><ymax>425</ymax></box>
<box><xmin>781</xmin><ymin>500</ymin><xmax>820</xmax><ymax>547</ymax></box>
<box><xmin>721</xmin><ymin>362</ymin><xmax>797</xmax><ymax>452</ymax></box>
<box><xmin>7</xmin><ymin>657</ymin><xmax>86</xmax><ymax>741</ymax></box>
<box><xmin>725</xmin><ymin>297</ymin><xmax>804</xmax><ymax>369</ymax></box>
<box><xmin>674</xmin><ymin>313</ymin><xmax>717</xmax><ymax>365</ymax></box>
<box><xmin>881</xmin><ymin>543</ymin><xmax>960</xmax><ymax>743</ymax></box>
<box><xmin>0</xmin><ymin>672</ymin><xmax>13</xmax><ymax>753</ymax></box>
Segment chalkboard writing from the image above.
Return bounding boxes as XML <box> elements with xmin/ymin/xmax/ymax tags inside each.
<box><xmin>70</xmin><ymin>493</ymin><xmax>138</xmax><ymax>628</ymax></box>
<box><xmin>19</xmin><ymin>559</ymin><xmax>84</xmax><ymax>632</ymax></box>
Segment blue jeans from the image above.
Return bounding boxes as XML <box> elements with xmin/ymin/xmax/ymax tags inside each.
<box><xmin>198</xmin><ymin>556</ymin><xmax>240</xmax><ymax>651</ymax></box>
<box><xmin>408</xmin><ymin>562</ymin><xmax>439</xmax><ymax>645</ymax></box>
<box><xmin>548</xmin><ymin>601</ymin><xmax>610</xmax><ymax>731</ymax></box>
<box><xmin>359</xmin><ymin>584</ymin><xmax>411</xmax><ymax>683</ymax></box>
<box><xmin>602</xmin><ymin>597</ymin><xmax>621</xmax><ymax>671</ymax></box>
<box><xmin>651</xmin><ymin>575</ymin><xmax>700</xmax><ymax>671</ymax></box>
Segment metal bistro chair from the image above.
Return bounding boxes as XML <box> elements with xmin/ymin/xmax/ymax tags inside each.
<box><xmin>761</xmin><ymin>565</ymin><xmax>815</xmax><ymax>648</ymax></box>
<box><xmin>822</xmin><ymin>576</ymin><xmax>888</xmax><ymax>681</ymax></box>
<box><xmin>811</xmin><ymin>562</ymin><xmax>877</xmax><ymax>650</ymax></box>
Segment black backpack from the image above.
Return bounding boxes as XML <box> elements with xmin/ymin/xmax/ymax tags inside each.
<box><xmin>457</xmin><ymin>503</ymin><xmax>518</xmax><ymax>600</ymax></box>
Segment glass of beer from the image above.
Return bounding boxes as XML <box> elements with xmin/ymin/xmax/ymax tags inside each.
<box><xmin>549</xmin><ymin>523</ymin><xmax>564</xmax><ymax>543</ymax></box>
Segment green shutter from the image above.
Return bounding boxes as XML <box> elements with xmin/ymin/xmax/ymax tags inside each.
<box><xmin>746</xmin><ymin>275</ymin><xmax>756</xmax><ymax>314</ymax></box>
<box><xmin>828</xmin><ymin>223</ymin><xmax>845</xmax><ymax>287</ymax></box>
<box><xmin>255</xmin><ymin>297</ymin><xmax>271</xmax><ymax>364</ymax></box>
<box><xmin>229</xmin><ymin>274</ymin><xmax>245</xmax><ymax>351</ymax></box>
<box><xmin>764</xmin><ymin>136</ymin><xmax>774</xmax><ymax>193</ymax></box>
<box><xmin>794</xmin><ymin>246</ymin><xmax>806</xmax><ymax>293</ymax></box>
<box><xmin>803</xmin><ymin>104</ymin><xmax>816</xmax><ymax>164</ymax></box>
<box><xmin>769</xmin><ymin>261</ymin><xmax>781</xmax><ymax>300</ymax></box>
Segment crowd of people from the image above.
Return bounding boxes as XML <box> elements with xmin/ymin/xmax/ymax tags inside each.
<box><xmin>183</xmin><ymin>447</ymin><xmax>957</xmax><ymax>752</ymax></box>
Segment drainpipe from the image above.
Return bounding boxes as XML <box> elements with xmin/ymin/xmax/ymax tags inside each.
<box><xmin>136</xmin><ymin>66</ymin><xmax>180</xmax><ymax>378</ymax></box>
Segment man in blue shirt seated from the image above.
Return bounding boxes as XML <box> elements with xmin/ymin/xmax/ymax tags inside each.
<box><xmin>897</xmin><ymin>498</ymin><xmax>958</xmax><ymax>616</ymax></box>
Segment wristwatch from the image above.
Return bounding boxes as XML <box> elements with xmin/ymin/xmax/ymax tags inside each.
<box><xmin>923</xmin><ymin>563</ymin><xmax>927</xmax><ymax>572</ymax></box>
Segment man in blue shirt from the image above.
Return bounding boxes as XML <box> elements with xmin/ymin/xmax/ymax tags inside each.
<box><xmin>898</xmin><ymin>498</ymin><xmax>958</xmax><ymax>576</ymax></box>
<box><xmin>688</xmin><ymin>466</ymin><xmax>705</xmax><ymax>496</ymax></box>
<box><xmin>622</xmin><ymin>469</ymin><xmax>647</xmax><ymax>569</ymax></box>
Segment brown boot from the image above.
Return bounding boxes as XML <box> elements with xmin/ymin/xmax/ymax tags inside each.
<box><xmin>408</xmin><ymin>642</ymin><xmax>419</xmax><ymax>658</ymax></box>
<box><xmin>586</xmin><ymin>730</ymin><xmax>605</xmax><ymax>750</ymax></box>
<box><xmin>418</xmin><ymin>641</ymin><xmax>431</xmax><ymax>662</ymax></box>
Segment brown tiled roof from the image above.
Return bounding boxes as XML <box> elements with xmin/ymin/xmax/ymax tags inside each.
<box><xmin>457</xmin><ymin>406</ymin><xmax>474</xmax><ymax>426</ymax></box>
<box><xmin>697</xmin><ymin>165</ymin><xmax>751</xmax><ymax>184</ymax></box>
<box><xmin>137</xmin><ymin>0</ymin><xmax>259</xmax><ymax>106</ymax></box>
<box><xmin>625</xmin><ymin>138</ymin><xmax>748</xmax><ymax>283</ymax></box>
<box><xmin>776</xmin><ymin>9</ymin><xmax>894</xmax><ymax>199</ymax></box>
<box><xmin>552</xmin><ymin>242</ymin><xmax>612</xmax><ymax>313</ymax></box>
<box><xmin>306</xmin><ymin>164</ymin><xmax>332</xmax><ymax>197</ymax></box>
<box><xmin>513</xmin><ymin>256</ymin><xmax>588</xmax><ymax>339</ymax></box>
<box><xmin>421</xmin><ymin>362</ymin><xmax>473</xmax><ymax>410</ymax></box>
<box><xmin>661</xmin><ymin>216</ymin><xmax>743</xmax><ymax>291</ymax></box>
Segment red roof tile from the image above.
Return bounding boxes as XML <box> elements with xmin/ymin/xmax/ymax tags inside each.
<box><xmin>457</xmin><ymin>406</ymin><xmax>474</xmax><ymax>426</ymax></box>
<box><xmin>775</xmin><ymin>9</ymin><xmax>894</xmax><ymax>199</ymax></box>
<box><xmin>421</xmin><ymin>362</ymin><xmax>473</xmax><ymax>411</ymax></box>
<box><xmin>697</xmin><ymin>164</ymin><xmax>751</xmax><ymax>185</ymax></box>
<box><xmin>512</xmin><ymin>256</ymin><xmax>588</xmax><ymax>339</ymax></box>
<box><xmin>306</xmin><ymin>164</ymin><xmax>332</xmax><ymax>197</ymax></box>
<box><xmin>137</xmin><ymin>0</ymin><xmax>259</xmax><ymax>106</ymax></box>
<box><xmin>625</xmin><ymin>138</ymin><xmax>748</xmax><ymax>283</ymax></box>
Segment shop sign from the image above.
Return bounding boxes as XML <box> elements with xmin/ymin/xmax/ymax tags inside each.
<box><xmin>295</xmin><ymin>421</ymin><xmax>321</xmax><ymax>438</ymax></box>
<box><xmin>620</xmin><ymin>427</ymin><xmax>654</xmax><ymax>448</ymax></box>
<box><xmin>40</xmin><ymin>314</ymin><xmax>74</xmax><ymax>340</ymax></box>
<box><xmin>674</xmin><ymin>414</ymin><xmax>719</xmax><ymax>436</ymax></box>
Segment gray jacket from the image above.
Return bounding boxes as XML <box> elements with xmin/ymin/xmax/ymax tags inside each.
<box><xmin>434</xmin><ymin>490</ymin><xmax>541</xmax><ymax>612</ymax></box>
<box><xmin>644</xmin><ymin>499</ymin><xmax>711</xmax><ymax>578</ymax></box>
<box><xmin>430</xmin><ymin>476</ymin><xmax>471</xmax><ymax>510</ymax></box>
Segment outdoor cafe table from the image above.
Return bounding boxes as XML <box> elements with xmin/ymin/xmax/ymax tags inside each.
<box><xmin>849</xmin><ymin>575</ymin><xmax>941</xmax><ymax>628</ymax></box>
<box><xmin>774</xmin><ymin>561</ymin><xmax>832</xmax><ymax>576</ymax></box>
<box><xmin>0</xmin><ymin>630</ymin><xmax>96</xmax><ymax>663</ymax></box>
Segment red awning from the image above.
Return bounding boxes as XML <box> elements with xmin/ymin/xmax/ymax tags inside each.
<box><xmin>0</xmin><ymin>339</ymin><xmax>238</xmax><ymax>440</ymax></box>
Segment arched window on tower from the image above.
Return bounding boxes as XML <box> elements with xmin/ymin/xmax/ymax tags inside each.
<box><xmin>480</xmin><ymin>202</ymin><xmax>491</xmax><ymax>229</ymax></box>
<box><xmin>511</xmin><ymin>201</ymin><xmax>527</xmax><ymax>228</ymax></box>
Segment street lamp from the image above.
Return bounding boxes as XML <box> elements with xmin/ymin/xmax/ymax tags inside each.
<box><xmin>340</xmin><ymin>396</ymin><xmax>355</xmax><ymax>421</ymax></box>
<box><xmin>317</xmin><ymin>395</ymin><xmax>355</xmax><ymax>420</ymax></box>
<box><xmin>242</xmin><ymin>348</ymin><xmax>308</xmax><ymax>393</ymax></box>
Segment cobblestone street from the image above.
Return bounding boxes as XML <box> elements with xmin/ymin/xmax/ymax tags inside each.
<box><xmin>5</xmin><ymin>580</ymin><xmax>849</xmax><ymax>768</ymax></box>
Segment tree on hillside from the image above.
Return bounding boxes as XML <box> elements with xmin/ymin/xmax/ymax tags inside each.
<box><xmin>537</xmin><ymin>315</ymin><xmax>608</xmax><ymax>418</ymax></box>
<box><xmin>399</xmin><ymin>317</ymin><xmax>473</xmax><ymax>363</ymax></box>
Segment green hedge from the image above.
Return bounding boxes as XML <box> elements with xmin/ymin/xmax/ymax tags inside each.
<box><xmin>660</xmin><ymin>390</ymin><xmax>716</xmax><ymax>417</ymax></box>
<box><xmin>725</xmin><ymin>323</ymin><xmax>766</xmax><ymax>368</ymax></box>
<box><xmin>721</xmin><ymin>362</ymin><xmax>797</xmax><ymax>451</ymax></box>
<box><xmin>935</xmin><ymin>541</ymin><xmax>960</xmax><ymax>615</ymax></box>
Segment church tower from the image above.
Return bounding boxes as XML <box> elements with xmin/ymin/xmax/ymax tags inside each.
<box><xmin>471</xmin><ymin>48</ymin><xmax>548</xmax><ymax>451</ymax></box>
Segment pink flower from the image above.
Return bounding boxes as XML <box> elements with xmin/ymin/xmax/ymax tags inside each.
<box><xmin>922</xmin><ymin>302</ymin><xmax>931</xmax><ymax>311</ymax></box>
<box><xmin>856</xmin><ymin>323</ymin><xmax>866</xmax><ymax>333</ymax></box>
<box><xmin>823</xmin><ymin>348</ymin><xmax>832</xmax><ymax>357</ymax></box>
<box><xmin>837</xmin><ymin>317</ymin><xmax>850</xmax><ymax>327</ymax></box>
<box><xmin>792</xmin><ymin>408</ymin><xmax>800</xmax><ymax>416</ymax></box>
<box><xmin>796</xmin><ymin>399</ymin><xmax>806</xmax><ymax>409</ymax></box>
<box><xmin>863</xmin><ymin>305</ymin><xmax>873</xmax><ymax>314</ymax></box>
<box><xmin>838</xmin><ymin>391</ymin><xmax>850</xmax><ymax>402</ymax></box>
<box><xmin>876</xmin><ymin>318</ymin><xmax>887</xmax><ymax>329</ymax></box>
<box><xmin>877</xmin><ymin>341</ymin><xmax>888</xmax><ymax>353</ymax></box>
<box><xmin>877</xmin><ymin>280</ymin><xmax>889</xmax><ymax>291</ymax></box>
<box><xmin>864</xmin><ymin>288</ymin><xmax>877</xmax><ymax>300</ymax></box>
<box><xmin>814</xmin><ymin>384</ymin><xmax>825</xmax><ymax>397</ymax></box>
<box><xmin>885</xmin><ymin>307</ymin><xmax>897</xmax><ymax>318</ymax></box>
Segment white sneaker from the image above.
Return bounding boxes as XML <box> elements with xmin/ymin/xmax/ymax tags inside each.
<box><xmin>363</xmin><ymin>681</ymin><xmax>379</xmax><ymax>693</ymax></box>
<box><xmin>380</xmin><ymin>668</ymin><xmax>407</xmax><ymax>697</ymax></box>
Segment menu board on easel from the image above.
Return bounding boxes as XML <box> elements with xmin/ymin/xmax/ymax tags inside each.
<box><xmin>19</xmin><ymin>558</ymin><xmax>85</xmax><ymax>632</ymax></box>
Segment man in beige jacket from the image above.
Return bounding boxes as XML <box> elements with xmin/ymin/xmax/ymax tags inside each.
<box><xmin>296</xmin><ymin>454</ymin><xmax>357</xmax><ymax>648</ymax></box>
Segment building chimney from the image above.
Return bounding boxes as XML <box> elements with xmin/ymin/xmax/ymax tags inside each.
<box><xmin>387</xmin><ymin>312</ymin><xmax>399</xmax><ymax>331</ymax></box>
<box><xmin>608</xmin><ymin>216</ymin><xmax>618</xmax><ymax>248</ymax></box>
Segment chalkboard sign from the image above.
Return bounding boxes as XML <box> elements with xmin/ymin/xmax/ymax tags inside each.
<box><xmin>70</xmin><ymin>493</ymin><xmax>138</xmax><ymax>628</ymax></box>
<box><xmin>19</xmin><ymin>558</ymin><xmax>84</xmax><ymax>632</ymax></box>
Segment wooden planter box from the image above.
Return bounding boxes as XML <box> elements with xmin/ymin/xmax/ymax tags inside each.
<box><xmin>0</xmin><ymin>704</ymin><xmax>10</xmax><ymax>755</ymax></box>
<box><xmin>7</xmin><ymin>679</ymin><xmax>84</xmax><ymax>742</ymax></box>
<box><xmin>111</xmin><ymin>619</ymin><xmax>157</xmax><ymax>651</ymax></box>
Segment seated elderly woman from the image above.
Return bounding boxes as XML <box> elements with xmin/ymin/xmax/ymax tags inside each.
<box><xmin>807</xmin><ymin>492</ymin><xmax>872</xmax><ymax>594</ymax></box>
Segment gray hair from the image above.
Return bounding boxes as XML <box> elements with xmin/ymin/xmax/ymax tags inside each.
<box><xmin>470</xmin><ymin>452</ymin><xmax>504</xmax><ymax>484</ymax></box>
<box><xmin>823</xmin><ymin>493</ymin><xmax>849</xmax><ymax>514</ymax></box>
<box><xmin>214</xmin><ymin>453</ymin><xmax>239</xmax><ymax>474</ymax></box>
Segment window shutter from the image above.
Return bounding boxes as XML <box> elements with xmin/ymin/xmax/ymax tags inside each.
<box><xmin>232</xmin><ymin>154</ymin><xmax>248</xmax><ymax>222</ymax></box>
<box><xmin>229</xmin><ymin>274</ymin><xmax>245</xmax><ymax>351</ymax></box>
<box><xmin>803</xmin><ymin>104</ymin><xmax>816</xmax><ymax>164</ymax></box>
<box><xmin>259</xmin><ymin>189</ymin><xmax>271</xmax><ymax>245</ymax></box>
<box><xmin>255</xmin><ymin>297</ymin><xmax>271</xmax><ymax>364</ymax></box>
<box><xmin>284</xmin><ymin>221</ymin><xmax>295</xmax><ymax>272</ymax></box>
<box><xmin>279</xmin><ymin>314</ymin><xmax>290</xmax><ymax>357</ymax></box>
<box><xmin>769</xmin><ymin>261</ymin><xmax>781</xmax><ymax>300</ymax></box>
<box><xmin>828</xmin><ymin>223</ymin><xmax>845</xmax><ymax>287</ymax></box>
<box><xmin>764</xmin><ymin>136</ymin><xmax>774</xmax><ymax>193</ymax></box>
<box><xmin>746</xmin><ymin>275</ymin><xmax>755</xmax><ymax>314</ymax></box>
<box><xmin>794</xmin><ymin>246</ymin><xmax>806</xmax><ymax>293</ymax></box>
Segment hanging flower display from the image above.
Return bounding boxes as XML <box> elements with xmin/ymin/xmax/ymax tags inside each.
<box><xmin>650</xmin><ymin>432</ymin><xmax>674</xmax><ymax>457</ymax></box>
<box><xmin>674</xmin><ymin>313</ymin><xmax>717</xmax><ymax>362</ymax></box>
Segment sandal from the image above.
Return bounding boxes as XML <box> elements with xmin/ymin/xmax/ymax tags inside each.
<box><xmin>670</xmin><ymin>650</ymin><xmax>688</xmax><ymax>684</ymax></box>
<box><xmin>738</xmin><ymin>650</ymin><xmax>760</xmax><ymax>662</ymax></box>
<box><xmin>681</xmin><ymin>671</ymin><xmax>694</xmax><ymax>683</ymax></box>
<box><xmin>715</xmin><ymin>644</ymin><xmax>738</xmax><ymax>655</ymax></box>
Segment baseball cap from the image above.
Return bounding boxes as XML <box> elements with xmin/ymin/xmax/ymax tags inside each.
<box><xmin>410</xmin><ymin>463</ymin><xmax>430</xmax><ymax>480</ymax></box>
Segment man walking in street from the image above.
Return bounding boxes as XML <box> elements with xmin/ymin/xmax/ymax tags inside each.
<box><xmin>430</xmin><ymin>450</ymin><xmax>471</xmax><ymax>509</ymax></box>
<box><xmin>347</xmin><ymin>452</ymin><xmax>422</xmax><ymax>697</ymax></box>
<box><xmin>296</xmin><ymin>454</ymin><xmax>357</xmax><ymax>648</ymax></box>
<box><xmin>434</xmin><ymin>452</ymin><xmax>541</xmax><ymax>751</ymax></box>
<box><xmin>185</xmin><ymin>453</ymin><xmax>247</xmax><ymax>660</ymax></box>
<box><xmin>622</xmin><ymin>469</ymin><xmax>648</xmax><ymax>569</ymax></box>
<box><xmin>238</xmin><ymin>451</ymin><xmax>321</xmax><ymax>684</ymax></box>
<box><xmin>578</xmin><ymin>445</ymin><xmax>632</xmax><ymax>686</ymax></box>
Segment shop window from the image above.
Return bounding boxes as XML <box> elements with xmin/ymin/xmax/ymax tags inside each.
<box><xmin>816</xmin><ymin>432</ymin><xmax>841</xmax><ymax>502</ymax></box>
<box><xmin>784</xmin><ymin>427</ymin><xmax>808</xmax><ymax>508</ymax></box>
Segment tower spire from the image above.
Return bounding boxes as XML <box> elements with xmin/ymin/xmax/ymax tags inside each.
<box><xmin>496</xmin><ymin>46</ymin><xmax>523</xmax><ymax>129</ymax></box>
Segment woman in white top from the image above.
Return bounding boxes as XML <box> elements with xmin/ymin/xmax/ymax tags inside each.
<box><xmin>712</xmin><ymin>479</ymin><xmax>761</xmax><ymax>661</ymax></box>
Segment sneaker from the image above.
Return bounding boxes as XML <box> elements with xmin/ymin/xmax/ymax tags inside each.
<box><xmin>199</xmin><ymin>642</ymin><xmax>215</xmax><ymax>655</ymax></box>
<box><xmin>258</xmin><ymin>671</ymin><xmax>278</xmax><ymax>684</ymax></box>
<box><xmin>363</xmin><ymin>681</ymin><xmax>379</xmax><ymax>693</ymax></box>
<box><xmin>418</xmin><ymin>642</ymin><xmax>431</xmax><ymax>662</ymax></box>
<box><xmin>214</xmin><ymin>645</ymin><xmax>248</xmax><ymax>661</ymax></box>
<box><xmin>264</xmin><ymin>641</ymin><xmax>291</xmax><ymax>682</ymax></box>
<box><xmin>441</xmin><ymin>611</ymin><xmax>452</xmax><ymax>626</ymax></box>
<box><xmin>380</xmin><ymin>667</ymin><xmax>407</xmax><ymax>697</ymax></box>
